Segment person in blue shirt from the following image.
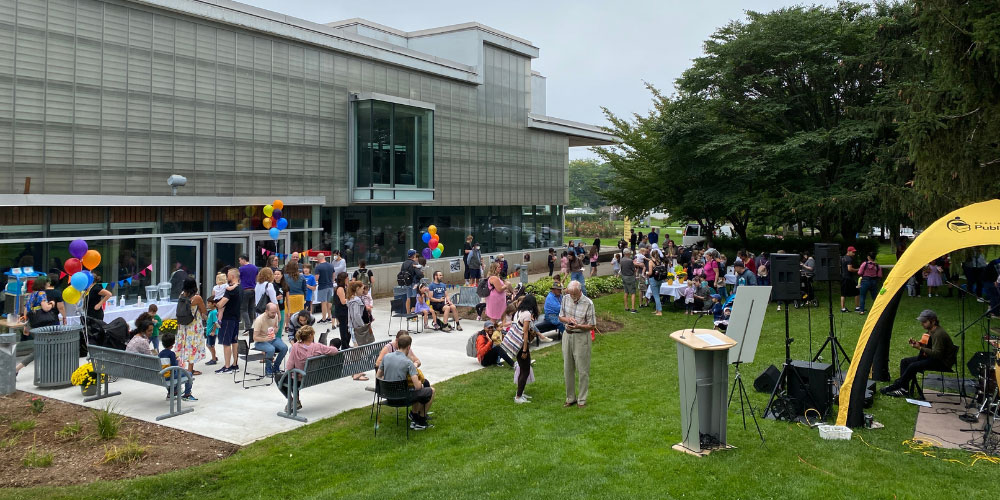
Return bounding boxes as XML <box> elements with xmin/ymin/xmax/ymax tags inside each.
<box><xmin>158</xmin><ymin>333</ymin><xmax>196</xmax><ymax>401</ymax></box>
<box><xmin>428</xmin><ymin>271</ymin><xmax>461</xmax><ymax>331</ymax></box>
<box><xmin>709</xmin><ymin>294</ymin><xmax>729</xmax><ymax>331</ymax></box>
<box><xmin>534</xmin><ymin>282</ymin><xmax>564</xmax><ymax>339</ymax></box>
<box><xmin>204</xmin><ymin>297</ymin><xmax>219</xmax><ymax>365</ymax></box>
<box><xmin>302</xmin><ymin>263</ymin><xmax>317</xmax><ymax>317</ymax></box>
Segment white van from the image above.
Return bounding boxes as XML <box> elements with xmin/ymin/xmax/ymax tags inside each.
<box><xmin>681</xmin><ymin>224</ymin><xmax>734</xmax><ymax>247</ymax></box>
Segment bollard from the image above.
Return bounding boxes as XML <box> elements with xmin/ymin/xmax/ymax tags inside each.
<box><xmin>0</xmin><ymin>333</ymin><xmax>17</xmax><ymax>396</ymax></box>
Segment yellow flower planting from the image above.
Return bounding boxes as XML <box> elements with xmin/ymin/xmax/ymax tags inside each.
<box><xmin>70</xmin><ymin>363</ymin><xmax>104</xmax><ymax>390</ymax></box>
<box><xmin>160</xmin><ymin>319</ymin><xmax>178</xmax><ymax>335</ymax></box>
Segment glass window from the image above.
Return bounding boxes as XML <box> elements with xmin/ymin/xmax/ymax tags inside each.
<box><xmin>0</xmin><ymin>207</ymin><xmax>44</xmax><ymax>240</ymax></box>
<box><xmin>415</xmin><ymin>206</ymin><xmax>468</xmax><ymax>260</ymax></box>
<box><xmin>106</xmin><ymin>237</ymin><xmax>157</xmax><ymax>300</ymax></box>
<box><xmin>162</xmin><ymin>207</ymin><xmax>206</xmax><ymax>233</ymax></box>
<box><xmin>371</xmin><ymin>206</ymin><xmax>411</xmax><ymax>264</ymax></box>
<box><xmin>353</xmin><ymin>99</ymin><xmax>433</xmax><ymax>190</ymax></box>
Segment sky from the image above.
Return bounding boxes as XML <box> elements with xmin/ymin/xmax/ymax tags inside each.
<box><xmin>238</xmin><ymin>0</ymin><xmax>838</xmax><ymax>160</ymax></box>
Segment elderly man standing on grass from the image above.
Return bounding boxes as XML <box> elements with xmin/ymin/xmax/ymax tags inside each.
<box><xmin>559</xmin><ymin>280</ymin><xmax>596</xmax><ymax>408</ymax></box>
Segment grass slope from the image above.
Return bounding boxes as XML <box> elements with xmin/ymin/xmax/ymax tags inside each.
<box><xmin>8</xmin><ymin>289</ymin><xmax>997</xmax><ymax>499</ymax></box>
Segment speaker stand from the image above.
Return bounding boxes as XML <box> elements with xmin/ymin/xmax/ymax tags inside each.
<box><xmin>763</xmin><ymin>307</ymin><xmax>822</xmax><ymax>421</ymax></box>
<box><xmin>813</xmin><ymin>279</ymin><xmax>851</xmax><ymax>379</ymax></box>
<box><xmin>729</xmin><ymin>361</ymin><xmax>764</xmax><ymax>444</ymax></box>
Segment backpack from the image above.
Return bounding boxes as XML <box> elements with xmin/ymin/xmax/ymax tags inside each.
<box><xmin>397</xmin><ymin>262</ymin><xmax>413</xmax><ymax>286</ymax></box>
<box><xmin>476</xmin><ymin>278</ymin><xmax>491</xmax><ymax>298</ymax></box>
<box><xmin>466</xmin><ymin>332</ymin><xmax>480</xmax><ymax>358</ymax></box>
<box><xmin>254</xmin><ymin>283</ymin><xmax>271</xmax><ymax>315</ymax></box>
<box><xmin>176</xmin><ymin>294</ymin><xmax>195</xmax><ymax>325</ymax></box>
<box><xmin>757</xmin><ymin>261</ymin><xmax>769</xmax><ymax>278</ymax></box>
<box><xmin>652</xmin><ymin>264</ymin><xmax>669</xmax><ymax>281</ymax></box>
<box><xmin>356</xmin><ymin>269</ymin><xmax>372</xmax><ymax>288</ymax></box>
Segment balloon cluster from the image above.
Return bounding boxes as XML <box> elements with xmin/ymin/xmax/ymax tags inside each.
<box><xmin>262</xmin><ymin>199</ymin><xmax>287</xmax><ymax>240</ymax></box>
<box><xmin>63</xmin><ymin>239</ymin><xmax>101</xmax><ymax>303</ymax></box>
<box><xmin>420</xmin><ymin>225</ymin><xmax>444</xmax><ymax>259</ymax></box>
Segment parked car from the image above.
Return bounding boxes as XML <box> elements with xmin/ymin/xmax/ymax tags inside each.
<box><xmin>681</xmin><ymin>224</ymin><xmax>733</xmax><ymax>247</ymax></box>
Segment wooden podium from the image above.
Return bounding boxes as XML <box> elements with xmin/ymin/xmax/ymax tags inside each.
<box><xmin>670</xmin><ymin>328</ymin><xmax>738</xmax><ymax>456</ymax></box>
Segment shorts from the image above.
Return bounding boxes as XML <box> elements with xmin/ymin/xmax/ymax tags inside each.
<box><xmin>840</xmin><ymin>278</ymin><xmax>859</xmax><ymax>297</ymax></box>
<box><xmin>590</xmin><ymin>261</ymin><xmax>598</xmax><ymax>268</ymax></box>
<box><xmin>316</xmin><ymin>287</ymin><xmax>334</xmax><ymax>302</ymax></box>
<box><xmin>407</xmin><ymin>386</ymin><xmax>433</xmax><ymax>405</ymax></box>
<box><xmin>407</xmin><ymin>286</ymin><xmax>418</xmax><ymax>298</ymax></box>
<box><xmin>431</xmin><ymin>301</ymin><xmax>445</xmax><ymax>313</ymax></box>
<box><xmin>622</xmin><ymin>275</ymin><xmax>637</xmax><ymax>294</ymax></box>
<box><xmin>469</xmin><ymin>269</ymin><xmax>482</xmax><ymax>279</ymax></box>
<box><xmin>218</xmin><ymin>319</ymin><xmax>240</xmax><ymax>346</ymax></box>
<box><xmin>464</xmin><ymin>266</ymin><xmax>471</xmax><ymax>279</ymax></box>
<box><xmin>206</xmin><ymin>332</ymin><xmax>217</xmax><ymax>347</ymax></box>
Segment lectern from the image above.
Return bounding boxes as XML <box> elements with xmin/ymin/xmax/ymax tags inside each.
<box><xmin>670</xmin><ymin>328</ymin><xmax>738</xmax><ymax>456</ymax></box>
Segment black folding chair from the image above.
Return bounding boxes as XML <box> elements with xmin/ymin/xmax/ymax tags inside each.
<box><xmin>234</xmin><ymin>339</ymin><xmax>273</xmax><ymax>389</ymax></box>
<box><xmin>372</xmin><ymin>378</ymin><xmax>413</xmax><ymax>439</ymax></box>
<box><xmin>388</xmin><ymin>298</ymin><xmax>421</xmax><ymax>337</ymax></box>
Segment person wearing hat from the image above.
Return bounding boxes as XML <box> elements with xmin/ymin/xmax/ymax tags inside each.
<box><xmin>535</xmin><ymin>281</ymin><xmax>566</xmax><ymax>338</ymax></box>
<box><xmin>709</xmin><ymin>293</ymin><xmax>729</xmax><ymax>331</ymax></box>
<box><xmin>475</xmin><ymin>321</ymin><xmax>514</xmax><ymax>367</ymax></box>
<box><xmin>732</xmin><ymin>260</ymin><xmax>757</xmax><ymax>294</ymax></box>
<box><xmin>880</xmin><ymin>309</ymin><xmax>957</xmax><ymax>397</ymax></box>
<box><xmin>839</xmin><ymin>246</ymin><xmax>860</xmax><ymax>313</ymax></box>
<box><xmin>400</xmin><ymin>249</ymin><xmax>424</xmax><ymax>313</ymax></box>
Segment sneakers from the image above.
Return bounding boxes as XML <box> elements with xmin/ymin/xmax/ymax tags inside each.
<box><xmin>514</xmin><ymin>395</ymin><xmax>530</xmax><ymax>404</ymax></box>
<box><xmin>630</xmin><ymin>309</ymin><xmax>638</xmax><ymax>313</ymax></box>
<box><xmin>522</xmin><ymin>394</ymin><xmax>532</xmax><ymax>400</ymax></box>
<box><xmin>456</xmin><ymin>322</ymin><xmax>463</xmax><ymax>331</ymax></box>
<box><xmin>214</xmin><ymin>365</ymin><xmax>232</xmax><ymax>374</ymax></box>
<box><xmin>181</xmin><ymin>394</ymin><xmax>198</xmax><ymax>401</ymax></box>
<box><xmin>840</xmin><ymin>308</ymin><xmax>848</xmax><ymax>313</ymax></box>
<box><xmin>205</xmin><ymin>359</ymin><xmax>218</xmax><ymax>365</ymax></box>
<box><xmin>854</xmin><ymin>306</ymin><xmax>861</xmax><ymax>312</ymax></box>
<box><xmin>777</xmin><ymin>305</ymin><xmax>781</xmax><ymax>311</ymax></box>
<box><xmin>497</xmin><ymin>360</ymin><xmax>505</xmax><ymax>367</ymax></box>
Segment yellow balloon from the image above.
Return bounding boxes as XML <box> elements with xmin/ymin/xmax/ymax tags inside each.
<box><xmin>437</xmin><ymin>243</ymin><xmax>445</xmax><ymax>254</ymax></box>
<box><xmin>62</xmin><ymin>286</ymin><xmax>81</xmax><ymax>304</ymax></box>
<box><xmin>263</xmin><ymin>205</ymin><xmax>274</xmax><ymax>217</ymax></box>
<box><xmin>428</xmin><ymin>225</ymin><xmax>437</xmax><ymax>235</ymax></box>
<box><xmin>273</xmin><ymin>200</ymin><xmax>284</xmax><ymax>210</ymax></box>
<box><xmin>263</xmin><ymin>217</ymin><xmax>273</xmax><ymax>229</ymax></box>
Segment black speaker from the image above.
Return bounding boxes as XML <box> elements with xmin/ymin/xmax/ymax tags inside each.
<box><xmin>754</xmin><ymin>365</ymin><xmax>781</xmax><ymax>393</ymax></box>
<box><xmin>968</xmin><ymin>351</ymin><xmax>994</xmax><ymax>378</ymax></box>
<box><xmin>788</xmin><ymin>360</ymin><xmax>834</xmax><ymax>417</ymax></box>
<box><xmin>814</xmin><ymin>243</ymin><xmax>841</xmax><ymax>282</ymax></box>
<box><xmin>771</xmin><ymin>253</ymin><xmax>801</xmax><ymax>301</ymax></box>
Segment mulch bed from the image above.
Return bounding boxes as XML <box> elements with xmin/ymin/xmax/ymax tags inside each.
<box><xmin>0</xmin><ymin>391</ymin><xmax>238</xmax><ymax>488</ymax></box>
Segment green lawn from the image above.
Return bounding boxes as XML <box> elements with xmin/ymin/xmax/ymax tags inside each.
<box><xmin>8</xmin><ymin>288</ymin><xmax>997</xmax><ymax>499</ymax></box>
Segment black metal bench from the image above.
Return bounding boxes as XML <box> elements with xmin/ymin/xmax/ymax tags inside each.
<box><xmin>86</xmin><ymin>345</ymin><xmax>193</xmax><ymax>420</ymax></box>
<box><xmin>276</xmin><ymin>340</ymin><xmax>390</xmax><ymax>422</ymax></box>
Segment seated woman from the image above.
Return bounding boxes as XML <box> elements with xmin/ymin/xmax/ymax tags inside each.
<box><xmin>282</xmin><ymin>325</ymin><xmax>339</xmax><ymax>412</ymax></box>
<box><xmin>376</xmin><ymin>333</ymin><xmax>429</xmax><ymax>387</ymax></box>
<box><xmin>285</xmin><ymin>309</ymin><xmax>315</xmax><ymax>342</ymax></box>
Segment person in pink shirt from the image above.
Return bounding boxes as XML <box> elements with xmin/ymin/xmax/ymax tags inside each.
<box><xmin>280</xmin><ymin>325</ymin><xmax>339</xmax><ymax>412</ymax></box>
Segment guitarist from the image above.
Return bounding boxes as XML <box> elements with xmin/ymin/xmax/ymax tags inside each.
<box><xmin>881</xmin><ymin>309</ymin><xmax>957</xmax><ymax>398</ymax></box>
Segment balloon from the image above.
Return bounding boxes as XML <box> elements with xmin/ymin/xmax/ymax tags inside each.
<box><xmin>70</xmin><ymin>272</ymin><xmax>89</xmax><ymax>291</ymax></box>
<box><xmin>269</xmin><ymin>227</ymin><xmax>280</xmax><ymax>240</ymax></box>
<box><xmin>437</xmin><ymin>243</ymin><xmax>445</xmax><ymax>254</ymax></box>
<box><xmin>428</xmin><ymin>237</ymin><xmax>439</xmax><ymax>249</ymax></box>
<box><xmin>82</xmin><ymin>270</ymin><xmax>95</xmax><ymax>289</ymax></box>
<box><xmin>273</xmin><ymin>200</ymin><xmax>284</xmax><ymax>210</ymax></box>
<box><xmin>432</xmin><ymin>248</ymin><xmax>442</xmax><ymax>259</ymax></box>
<box><xmin>82</xmin><ymin>249</ymin><xmax>101</xmax><ymax>270</ymax></box>
<box><xmin>263</xmin><ymin>217</ymin><xmax>273</xmax><ymax>229</ymax></box>
<box><xmin>64</xmin><ymin>258</ymin><xmax>83</xmax><ymax>275</ymax></box>
<box><xmin>69</xmin><ymin>240</ymin><xmax>88</xmax><ymax>259</ymax></box>
<box><xmin>62</xmin><ymin>286</ymin><xmax>81</xmax><ymax>304</ymax></box>
<box><xmin>263</xmin><ymin>204</ymin><xmax>274</xmax><ymax>217</ymax></box>
<box><xmin>422</xmin><ymin>248</ymin><xmax>433</xmax><ymax>259</ymax></box>
<box><xmin>244</xmin><ymin>205</ymin><xmax>254</xmax><ymax>217</ymax></box>
<box><xmin>277</xmin><ymin>218</ymin><xmax>288</xmax><ymax>230</ymax></box>
<box><xmin>428</xmin><ymin>225</ymin><xmax>437</xmax><ymax>235</ymax></box>
<box><xmin>421</xmin><ymin>232</ymin><xmax>431</xmax><ymax>244</ymax></box>
<box><xmin>272</xmin><ymin>208</ymin><xmax>282</xmax><ymax>219</ymax></box>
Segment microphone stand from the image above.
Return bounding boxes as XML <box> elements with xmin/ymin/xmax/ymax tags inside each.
<box><xmin>944</xmin><ymin>280</ymin><xmax>985</xmax><ymax>400</ymax></box>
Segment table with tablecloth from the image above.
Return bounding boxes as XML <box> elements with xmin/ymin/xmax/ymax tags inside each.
<box><xmin>644</xmin><ymin>282</ymin><xmax>689</xmax><ymax>301</ymax></box>
<box><xmin>67</xmin><ymin>302</ymin><xmax>177</xmax><ymax>326</ymax></box>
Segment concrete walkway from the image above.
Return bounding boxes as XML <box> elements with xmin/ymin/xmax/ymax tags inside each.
<box><xmin>17</xmin><ymin>262</ymin><xmax>618</xmax><ymax>446</ymax></box>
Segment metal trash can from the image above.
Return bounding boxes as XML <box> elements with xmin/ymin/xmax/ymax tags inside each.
<box><xmin>0</xmin><ymin>333</ymin><xmax>17</xmax><ymax>396</ymax></box>
<box><xmin>30</xmin><ymin>325</ymin><xmax>82</xmax><ymax>388</ymax></box>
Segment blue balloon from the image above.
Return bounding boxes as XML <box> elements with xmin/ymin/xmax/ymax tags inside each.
<box><xmin>277</xmin><ymin>217</ymin><xmax>288</xmax><ymax>230</ymax></box>
<box><xmin>269</xmin><ymin>227</ymin><xmax>280</xmax><ymax>240</ymax></box>
<box><xmin>421</xmin><ymin>232</ymin><xmax>431</xmax><ymax>244</ymax></box>
<box><xmin>83</xmin><ymin>270</ymin><xmax>94</xmax><ymax>289</ymax></box>
<box><xmin>70</xmin><ymin>271</ymin><xmax>89</xmax><ymax>290</ymax></box>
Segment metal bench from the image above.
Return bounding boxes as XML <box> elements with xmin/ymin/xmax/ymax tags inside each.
<box><xmin>86</xmin><ymin>345</ymin><xmax>193</xmax><ymax>420</ymax></box>
<box><xmin>276</xmin><ymin>339</ymin><xmax>390</xmax><ymax>422</ymax></box>
<box><xmin>450</xmin><ymin>287</ymin><xmax>482</xmax><ymax>308</ymax></box>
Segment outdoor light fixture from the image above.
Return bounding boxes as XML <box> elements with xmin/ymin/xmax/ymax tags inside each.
<box><xmin>167</xmin><ymin>175</ymin><xmax>187</xmax><ymax>196</ymax></box>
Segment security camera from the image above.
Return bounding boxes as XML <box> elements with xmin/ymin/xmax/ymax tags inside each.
<box><xmin>167</xmin><ymin>175</ymin><xmax>187</xmax><ymax>187</ymax></box>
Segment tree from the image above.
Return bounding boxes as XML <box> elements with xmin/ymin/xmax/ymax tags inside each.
<box><xmin>567</xmin><ymin>159</ymin><xmax>613</xmax><ymax>209</ymax></box>
<box><xmin>900</xmin><ymin>0</ymin><xmax>1000</xmax><ymax>217</ymax></box>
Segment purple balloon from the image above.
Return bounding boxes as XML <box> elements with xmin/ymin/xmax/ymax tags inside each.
<box><xmin>422</xmin><ymin>248</ymin><xmax>433</xmax><ymax>259</ymax></box>
<box><xmin>272</xmin><ymin>208</ymin><xmax>283</xmax><ymax>219</ymax></box>
<box><xmin>69</xmin><ymin>239</ymin><xmax>88</xmax><ymax>259</ymax></box>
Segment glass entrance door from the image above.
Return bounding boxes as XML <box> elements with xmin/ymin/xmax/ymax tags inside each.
<box><xmin>252</xmin><ymin>233</ymin><xmax>289</xmax><ymax>269</ymax></box>
<box><xmin>162</xmin><ymin>239</ymin><xmax>201</xmax><ymax>301</ymax></box>
<box><xmin>208</xmin><ymin>236</ymin><xmax>247</xmax><ymax>295</ymax></box>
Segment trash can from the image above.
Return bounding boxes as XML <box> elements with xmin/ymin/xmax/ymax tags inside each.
<box><xmin>0</xmin><ymin>333</ymin><xmax>17</xmax><ymax>396</ymax></box>
<box><xmin>30</xmin><ymin>325</ymin><xmax>82</xmax><ymax>388</ymax></box>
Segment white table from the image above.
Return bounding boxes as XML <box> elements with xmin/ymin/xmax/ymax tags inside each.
<box><xmin>67</xmin><ymin>302</ymin><xmax>177</xmax><ymax>326</ymax></box>
<box><xmin>645</xmin><ymin>282</ymin><xmax>688</xmax><ymax>300</ymax></box>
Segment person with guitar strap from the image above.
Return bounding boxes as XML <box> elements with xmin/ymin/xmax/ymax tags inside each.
<box><xmin>880</xmin><ymin>309</ymin><xmax>957</xmax><ymax>398</ymax></box>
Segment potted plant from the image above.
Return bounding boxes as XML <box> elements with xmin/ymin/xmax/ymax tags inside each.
<box><xmin>71</xmin><ymin>362</ymin><xmax>104</xmax><ymax>397</ymax></box>
<box><xmin>159</xmin><ymin>319</ymin><xmax>178</xmax><ymax>338</ymax></box>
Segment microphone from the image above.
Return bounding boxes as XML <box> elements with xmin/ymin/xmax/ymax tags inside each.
<box><xmin>690</xmin><ymin>310</ymin><xmax>712</xmax><ymax>333</ymax></box>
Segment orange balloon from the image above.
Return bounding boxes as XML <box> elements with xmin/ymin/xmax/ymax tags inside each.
<box><xmin>82</xmin><ymin>249</ymin><xmax>101</xmax><ymax>270</ymax></box>
<box><xmin>273</xmin><ymin>200</ymin><xmax>284</xmax><ymax>211</ymax></box>
<box><xmin>263</xmin><ymin>217</ymin><xmax>273</xmax><ymax>229</ymax></box>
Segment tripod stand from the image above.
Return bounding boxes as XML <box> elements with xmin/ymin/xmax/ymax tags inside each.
<box><xmin>729</xmin><ymin>361</ymin><xmax>764</xmax><ymax>444</ymax></box>
<box><xmin>813</xmin><ymin>280</ymin><xmax>851</xmax><ymax>378</ymax></box>
<box><xmin>764</xmin><ymin>306</ymin><xmax>824</xmax><ymax>421</ymax></box>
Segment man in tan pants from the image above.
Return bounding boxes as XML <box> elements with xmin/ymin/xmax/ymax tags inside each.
<box><xmin>559</xmin><ymin>280</ymin><xmax>596</xmax><ymax>407</ymax></box>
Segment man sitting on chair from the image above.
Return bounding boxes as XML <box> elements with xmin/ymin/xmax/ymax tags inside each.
<box><xmin>880</xmin><ymin>309</ymin><xmax>957</xmax><ymax>397</ymax></box>
<box><xmin>377</xmin><ymin>334</ymin><xmax>435</xmax><ymax>430</ymax></box>
<box><xmin>534</xmin><ymin>281</ymin><xmax>565</xmax><ymax>338</ymax></box>
<box><xmin>428</xmin><ymin>271</ymin><xmax>461</xmax><ymax>332</ymax></box>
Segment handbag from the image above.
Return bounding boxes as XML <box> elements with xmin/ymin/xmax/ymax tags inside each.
<box><xmin>353</xmin><ymin>322</ymin><xmax>375</xmax><ymax>346</ymax></box>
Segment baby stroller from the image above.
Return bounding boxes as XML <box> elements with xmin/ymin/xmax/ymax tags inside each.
<box><xmin>84</xmin><ymin>316</ymin><xmax>130</xmax><ymax>353</ymax></box>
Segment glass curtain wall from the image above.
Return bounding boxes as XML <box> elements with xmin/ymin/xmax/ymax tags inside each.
<box><xmin>354</xmin><ymin>99</ymin><xmax>433</xmax><ymax>189</ymax></box>
<box><xmin>415</xmin><ymin>206</ymin><xmax>468</xmax><ymax>260</ymax></box>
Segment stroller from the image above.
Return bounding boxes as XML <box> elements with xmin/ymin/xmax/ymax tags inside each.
<box><xmin>83</xmin><ymin>316</ymin><xmax>130</xmax><ymax>354</ymax></box>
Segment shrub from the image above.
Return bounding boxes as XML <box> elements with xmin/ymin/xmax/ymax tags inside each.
<box><xmin>56</xmin><ymin>421</ymin><xmax>83</xmax><ymax>439</ymax></box>
<box><xmin>93</xmin><ymin>404</ymin><xmax>125</xmax><ymax>440</ymax></box>
<box><xmin>29</xmin><ymin>397</ymin><xmax>45</xmax><ymax>415</ymax></box>
<box><xmin>22</xmin><ymin>448</ymin><xmax>54</xmax><ymax>468</ymax></box>
<box><xmin>102</xmin><ymin>436</ymin><xmax>147</xmax><ymax>465</ymax></box>
<box><xmin>10</xmin><ymin>419</ymin><xmax>36</xmax><ymax>433</ymax></box>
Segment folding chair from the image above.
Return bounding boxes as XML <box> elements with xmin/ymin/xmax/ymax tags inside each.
<box><xmin>387</xmin><ymin>298</ymin><xmax>421</xmax><ymax>337</ymax></box>
<box><xmin>372</xmin><ymin>378</ymin><xmax>412</xmax><ymax>439</ymax></box>
<box><xmin>234</xmin><ymin>339</ymin><xmax>273</xmax><ymax>389</ymax></box>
